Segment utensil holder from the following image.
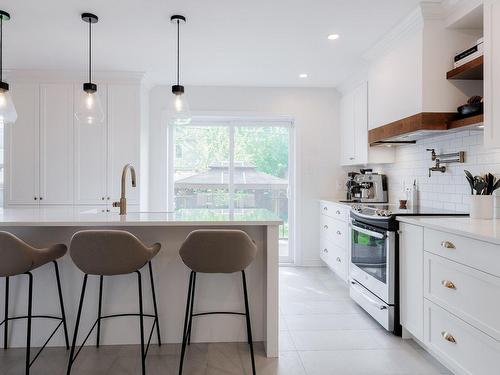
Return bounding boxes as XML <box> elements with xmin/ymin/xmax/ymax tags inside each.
<box><xmin>470</xmin><ymin>195</ymin><xmax>493</xmax><ymax>219</ymax></box>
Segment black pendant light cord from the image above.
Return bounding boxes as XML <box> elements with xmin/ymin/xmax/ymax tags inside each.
<box><xmin>1</xmin><ymin>17</ymin><xmax>3</xmax><ymax>83</ymax></box>
<box><xmin>88</xmin><ymin>19</ymin><xmax>92</xmax><ymax>83</ymax></box>
<box><xmin>176</xmin><ymin>20</ymin><xmax>180</xmax><ymax>86</ymax></box>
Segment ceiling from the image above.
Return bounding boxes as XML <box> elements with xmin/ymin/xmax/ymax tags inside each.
<box><xmin>1</xmin><ymin>0</ymin><xmax>425</xmax><ymax>87</ymax></box>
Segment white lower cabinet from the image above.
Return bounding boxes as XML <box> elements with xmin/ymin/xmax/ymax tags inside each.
<box><xmin>399</xmin><ymin>223</ymin><xmax>424</xmax><ymax>342</ymax></box>
<box><xmin>424</xmin><ymin>299</ymin><xmax>500</xmax><ymax>375</ymax></box>
<box><xmin>399</xmin><ymin>222</ymin><xmax>500</xmax><ymax>375</ymax></box>
<box><xmin>319</xmin><ymin>200</ymin><xmax>350</xmax><ymax>282</ymax></box>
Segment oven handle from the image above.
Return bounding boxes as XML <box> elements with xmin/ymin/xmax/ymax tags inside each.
<box><xmin>350</xmin><ymin>280</ymin><xmax>387</xmax><ymax>310</ymax></box>
<box><xmin>351</xmin><ymin>224</ymin><xmax>386</xmax><ymax>239</ymax></box>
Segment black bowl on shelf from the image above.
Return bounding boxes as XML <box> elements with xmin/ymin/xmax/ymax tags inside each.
<box><xmin>457</xmin><ymin>102</ymin><xmax>483</xmax><ymax>117</ymax></box>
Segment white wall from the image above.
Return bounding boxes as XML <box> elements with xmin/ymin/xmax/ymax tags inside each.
<box><xmin>148</xmin><ymin>86</ymin><xmax>343</xmax><ymax>266</ymax></box>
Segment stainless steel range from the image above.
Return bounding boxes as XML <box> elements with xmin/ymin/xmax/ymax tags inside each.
<box><xmin>348</xmin><ymin>204</ymin><xmax>467</xmax><ymax>334</ymax></box>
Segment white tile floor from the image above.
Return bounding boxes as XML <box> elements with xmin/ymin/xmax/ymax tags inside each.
<box><xmin>0</xmin><ymin>266</ymin><xmax>452</xmax><ymax>375</ymax></box>
<box><xmin>279</xmin><ymin>267</ymin><xmax>451</xmax><ymax>375</ymax></box>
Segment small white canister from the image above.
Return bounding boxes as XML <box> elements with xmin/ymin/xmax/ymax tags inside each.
<box><xmin>494</xmin><ymin>190</ymin><xmax>500</xmax><ymax>219</ymax></box>
<box><xmin>470</xmin><ymin>195</ymin><xmax>494</xmax><ymax>219</ymax></box>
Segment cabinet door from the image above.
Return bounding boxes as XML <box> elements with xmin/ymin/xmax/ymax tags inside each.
<box><xmin>4</xmin><ymin>84</ymin><xmax>39</xmax><ymax>205</ymax></box>
<box><xmin>399</xmin><ymin>223</ymin><xmax>424</xmax><ymax>341</ymax></box>
<box><xmin>352</xmin><ymin>82</ymin><xmax>368</xmax><ymax>164</ymax></box>
<box><xmin>74</xmin><ymin>85</ymin><xmax>108</xmax><ymax>205</ymax></box>
<box><xmin>39</xmin><ymin>84</ymin><xmax>74</xmax><ymax>204</ymax></box>
<box><xmin>340</xmin><ymin>91</ymin><xmax>356</xmax><ymax>165</ymax></box>
<box><xmin>484</xmin><ymin>1</ymin><xmax>500</xmax><ymax>148</ymax></box>
<box><xmin>107</xmin><ymin>84</ymin><xmax>140</xmax><ymax>204</ymax></box>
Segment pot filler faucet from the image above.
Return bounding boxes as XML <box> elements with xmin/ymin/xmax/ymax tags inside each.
<box><xmin>113</xmin><ymin>164</ymin><xmax>136</xmax><ymax>215</ymax></box>
<box><xmin>427</xmin><ymin>149</ymin><xmax>465</xmax><ymax>177</ymax></box>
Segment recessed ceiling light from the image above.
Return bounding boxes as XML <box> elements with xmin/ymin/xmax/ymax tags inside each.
<box><xmin>299</xmin><ymin>73</ymin><xmax>308</xmax><ymax>78</ymax></box>
<box><xmin>327</xmin><ymin>34</ymin><xmax>340</xmax><ymax>40</ymax></box>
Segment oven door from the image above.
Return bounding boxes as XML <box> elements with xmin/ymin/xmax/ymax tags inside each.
<box><xmin>350</xmin><ymin>221</ymin><xmax>395</xmax><ymax>304</ymax></box>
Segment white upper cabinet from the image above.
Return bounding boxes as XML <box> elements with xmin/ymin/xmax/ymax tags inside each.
<box><xmin>107</xmin><ymin>84</ymin><xmax>140</xmax><ymax>205</ymax></box>
<box><xmin>339</xmin><ymin>81</ymin><xmax>394</xmax><ymax>166</ymax></box>
<box><xmin>74</xmin><ymin>85</ymin><xmax>108</xmax><ymax>205</ymax></box>
<box><xmin>39</xmin><ymin>84</ymin><xmax>74</xmax><ymax>204</ymax></box>
<box><xmin>4</xmin><ymin>84</ymin><xmax>39</xmax><ymax>205</ymax></box>
<box><xmin>484</xmin><ymin>1</ymin><xmax>500</xmax><ymax>148</ymax></box>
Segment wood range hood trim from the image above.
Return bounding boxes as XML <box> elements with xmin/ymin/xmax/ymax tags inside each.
<box><xmin>368</xmin><ymin>112</ymin><xmax>457</xmax><ymax>146</ymax></box>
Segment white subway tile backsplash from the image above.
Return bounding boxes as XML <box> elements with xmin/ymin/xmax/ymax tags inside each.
<box><xmin>369</xmin><ymin>130</ymin><xmax>497</xmax><ymax>212</ymax></box>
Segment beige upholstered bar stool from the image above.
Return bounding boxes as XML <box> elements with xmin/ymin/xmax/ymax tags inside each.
<box><xmin>67</xmin><ymin>230</ymin><xmax>162</xmax><ymax>375</ymax></box>
<box><xmin>0</xmin><ymin>231</ymin><xmax>69</xmax><ymax>375</ymax></box>
<box><xmin>178</xmin><ymin>229</ymin><xmax>258</xmax><ymax>375</ymax></box>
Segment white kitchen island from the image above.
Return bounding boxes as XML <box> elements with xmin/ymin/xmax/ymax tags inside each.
<box><xmin>0</xmin><ymin>207</ymin><xmax>281</xmax><ymax>357</ymax></box>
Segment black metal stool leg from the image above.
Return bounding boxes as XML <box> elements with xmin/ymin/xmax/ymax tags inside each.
<box><xmin>148</xmin><ymin>261</ymin><xmax>161</xmax><ymax>345</ymax></box>
<box><xmin>178</xmin><ymin>271</ymin><xmax>194</xmax><ymax>375</ymax></box>
<box><xmin>242</xmin><ymin>271</ymin><xmax>256</xmax><ymax>375</ymax></box>
<box><xmin>4</xmin><ymin>276</ymin><xmax>8</xmax><ymax>349</ymax></box>
<box><xmin>96</xmin><ymin>275</ymin><xmax>104</xmax><ymax>348</ymax></box>
<box><xmin>53</xmin><ymin>261</ymin><xmax>70</xmax><ymax>349</ymax></box>
<box><xmin>136</xmin><ymin>271</ymin><xmax>146</xmax><ymax>375</ymax></box>
<box><xmin>187</xmin><ymin>272</ymin><xmax>197</xmax><ymax>345</ymax></box>
<box><xmin>25</xmin><ymin>272</ymin><xmax>33</xmax><ymax>375</ymax></box>
<box><xmin>67</xmin><ymin>274</ymin><xmax>88</xmax><ymax>375</ymax></box>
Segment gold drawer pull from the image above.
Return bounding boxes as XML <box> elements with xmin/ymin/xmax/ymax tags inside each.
<box><xmin>336</xmin><ymin>210</ymin><xmax>341</xmax><ymax>215</ymax></box>
<box><xmin>441</xmin><ymin>241</ymin><xmax>456</xmax><ymax>249</ymax></box>
<box><xmin>336</xmin><ymin>230</ymin><xmax>342</xmax><ymax>235</ymax></box>
<box><xmin>336</xmin><ymin>257</ymin><xmax>341</xmax><ymax>263</ymax></box>
<box><xmin>323</xmin><ymin>206</ymin><xmax>328</xmax><ymax>211</ymax></box>
<box><xmin>323</xmin><ymin>248</ymin><xmax>328</xmax><ymax>253</ymax></box>
<box><xmin>441</xmin><ymin>331</ymin><xmax>456</xmax><ymax>343</ymax></box>
<box><xmin>323</xmin><ymin>225</ymin><xmax>329</xmax><ymax>230</ymax></box>
<box><xmin>441</xmin><ymin>280</ymin><xmax>456</xmax><ymax>289</ymax></box>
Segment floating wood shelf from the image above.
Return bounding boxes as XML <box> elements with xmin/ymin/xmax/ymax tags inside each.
<box><xmin>368</xmin><ymin>112</ymin><xmax>456</xmax><ymax>145</ymax></box>
<box><xmin>447</xmin><ymin>113</ymin><xmax>484</xmax><ymax>129</ymax></box>
<box><xmin>447</xmin><ymin>56</ymin><xmax>483</xmax><ymax>80</ymax></box>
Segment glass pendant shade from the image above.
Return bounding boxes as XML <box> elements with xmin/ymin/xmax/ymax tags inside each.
<box><xmin>168</xmin><ymin>92</ymin><xmax>192</xmax><ymax>125</ymax></box>
<box><xmin>0</xmin><ymin>89</ymin><xmax>17</xmax><ymax>125</ymax></box>
<box><xmin>75</xmin><ymin>90</ymin><xmax>104</xmax><ymax>125</ymax></box>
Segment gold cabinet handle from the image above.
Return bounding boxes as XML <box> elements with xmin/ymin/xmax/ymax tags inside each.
<box><xmin>336</xmin><ymin>230</ymin><xmax>342</xmax><ymax>235</ymax></box>
<box><xmin>336</xmin><ymin>210</ymin><xmax>341</xmax><ymax>215</ymax></box>
<box><xmin>336</xmin><ymin>257</ymin><xmax>341</xmax><ymax>263</ymax></box>
<box><xmin>441</xmin><ymin>280</ymin><xmax>456</xmax><ymax>289</ymax></box>
<box><xmin>323</xmin><ymin>206</ymin><xmax>328</xmax><ymax>211</ymax></box>
<box><xmin>323</xmin><ymin>225</ymin><xmax>329</xmax><ymax>230</ymax></box>
<box><xmin>441</xmin><ymin>241</ymin><xmax>456</xmax><ymax>249</ymax></box>
<box><xmin>323</xmin><ymin>248</ymin><xmax>328</xmax><ymax>253</ymax></box>
<box><xmin>441</xmin><ymin>331</ymin><xmax>456</xmax><ymax>343</ymax></box>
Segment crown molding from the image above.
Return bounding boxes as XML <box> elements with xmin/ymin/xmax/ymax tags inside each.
<box><xmin>4</xmin><ymin>69</ymin><xmax>145</xmax><ymax>84</ymax></box>
<box><xmin>362</xmin><ymin>2</ymin><xmax>444</xmax><ymax>62</ymax></box>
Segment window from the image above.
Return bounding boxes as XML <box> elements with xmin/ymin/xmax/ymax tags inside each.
<box><xmin>168</xmin><ymin>117</ymin><xmax>294</xmax><ymax>263</ymax></box>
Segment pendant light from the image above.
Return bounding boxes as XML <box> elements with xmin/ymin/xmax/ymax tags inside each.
<box><xmin>0</xmin><ymin>10</ymin><xmax>17</xmax><ymax>126</ymax></box>
<box><xmin>75</xmin><ymin>13</ymin><xmax>104</xmax><ymax>125</ymax></box>
<box><xmin>168</xmin><ymin>15</ymin><xmax>191</xmax><ymax>125</ymax></box>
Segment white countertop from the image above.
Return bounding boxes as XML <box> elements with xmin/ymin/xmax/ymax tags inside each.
<box><xmin>397</xmin><ymin>216</ymin><xmax>500</xmax><ymax>245</ymax></box>
<box><xmin>0</xmin><ymin>207</ymin><xmax>283</xmax><ymax>227</ymax></box>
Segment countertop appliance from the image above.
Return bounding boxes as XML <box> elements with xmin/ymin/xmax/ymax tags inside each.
<box><xmin>348</xmin><ymin>203</ymin><xmax>468</xmax><ymax>334</ymax></box>
<box><xmin>344</xmin><ymin>171</ymin><xmax>388</xmax><ymax>203</ymax></box>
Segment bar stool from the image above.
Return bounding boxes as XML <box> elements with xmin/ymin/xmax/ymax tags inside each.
<box><xmin>66</xmin><ymin>230</ymin><xmax>162</xmax><ymax>375</ymax></box>
<box><xmin>178</xmin><ymin>229</ymin><xmax>258</xmax><ymax>375</ymax></box>
<box><xmin>0</xmin><ymin>231</ymin><xmax>69</xmax><ymax>375</ymax></box>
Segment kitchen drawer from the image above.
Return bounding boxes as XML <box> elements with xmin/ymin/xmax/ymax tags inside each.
<box><xmin>320</xmin><ymin>214</ymin><xmax>349</xmax><ymax>248</ymax></box>
<box><xmin>320</xmin><ymin>200</ymin><xmax>349</xmax><ymax>222</ymax></box>
<box><xmin>320</xmin><ymin>237</ymin><xmax>348</xmax><ymax>282</ymax></box>
<box><xmin>424</xmin><ymin>228</ymin><xmax>500</xmax><ymax>278</ymax></box>
<box><xmin>424</xmin><ymin>299</ymin><xmax>500</xmax><ymax>375</ymax></box>
<box><xmin>424</xmin><ymin>252</ymin><xmax>500</xmax><ymax>341</ymax></box>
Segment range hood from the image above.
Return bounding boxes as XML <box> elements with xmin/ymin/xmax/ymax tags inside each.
<box><xmin>368</xmin><ymin>112</ymin><xmax>457</xmax><ymax>145</ymax></box>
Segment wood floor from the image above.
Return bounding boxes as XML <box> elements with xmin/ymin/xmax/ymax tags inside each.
<box><xmin>1</xmin><ymin>267</ymin><xmax>451</xmax><ymax>375</ymax></box>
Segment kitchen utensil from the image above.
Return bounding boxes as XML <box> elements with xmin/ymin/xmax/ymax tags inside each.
<box><xmin>474</xmin><ymin>176</ymin><xmax>486</xmax><ymax>195</ymax></box>
<box><xmin>464</xmin><ymin>170</ymin><xmax>474</xmax><ymax>194</ymax></box>
<box><xmin>486</xmin><ymin>173</ymin><xmax>495</xmax><ymax>195</ymax></box>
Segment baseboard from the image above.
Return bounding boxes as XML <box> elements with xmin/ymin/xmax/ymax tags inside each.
<box><xmin>299</xmin><ymin>259</ymin><xmax>326</xmax><ymax>267</ymax></box>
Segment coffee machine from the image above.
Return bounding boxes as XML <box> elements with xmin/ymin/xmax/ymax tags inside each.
<box><xmin>345</xmin><ymin>169</ymin><xmax>388</xmax><ymax>203</ymax></box>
